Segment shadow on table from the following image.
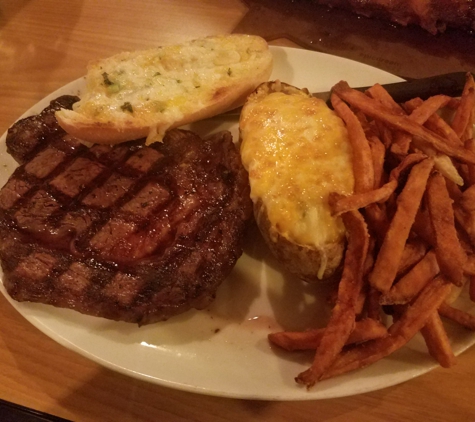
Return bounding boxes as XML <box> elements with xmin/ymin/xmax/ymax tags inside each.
<box><xmin>234</xmin><ymin>0</ymin><xmax>475</xmax><ymax>79</ymax></box>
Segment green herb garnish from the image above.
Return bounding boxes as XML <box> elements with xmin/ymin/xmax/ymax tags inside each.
<box><xmin>120</xmin><ymin>102</ymin><xmax>134</xmax><ymax>113</ymax></box>
<box><xmin>102</xmin><ymin>72</ymin><xmax>114</xmax><ymax>86</ymax></box>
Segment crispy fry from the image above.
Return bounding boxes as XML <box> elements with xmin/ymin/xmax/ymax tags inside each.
<box><xmin>368</xmin><ymin>85</ymin><xmax>408</xmax><ymax>155</ymax></box>
<box><xmin>364</xmin><ymin>203</ymin><xmax>389</xmax><ymax>243</ymax></box>
<box><xmin>397</xmin><ymin>95</ymin><xmax>453</xmax><ymax>159</ymax></box>
<box><xmin>425</xmin><ymin>114</ymin><xmax>462</xmax><ymax>146</ymax></box>
<box><xmin>439</xmin><ymin>302</ymin><xmax>475</xmax><ymax>331</ymax></box>
<box><xmin>464</xmin><ymin>106</ymin><xmax>475</xmax><ymax>140</ymax></box>
<box><xmin>365</xmin><ymin>287</ymin><xmax>383</xmax><ymax>322</ymax></box>
<box><xmin>425</xmin><ymin>112</ymin><xmax>463</xmax><ymax>147</ymax></box>
<box><xmin>445</xmin><ymin>178</ymin><xmax>463</xmax><ymax>202</ymax></box>
<box><xmin>369</xmin><ymin>158</ymin><xmax>434</xmax><ymax>293</ymax></box>
<box><xmin>376</xmin><ymin>120</ymin><xmax>395</xmax><ymax>149</ymax></box>
<box><xmin>455</xmin><ymin>184</ymin><xmax>475</xmax><ymax>247</ymax></box>
<box><xmin>464</xmin><ymin>255</ymin><xmax>475</xmax><ymax>276</ymax></box>
<box><xmin>366</xmin><ymin>83</ymin><xmax>406</xmax><ymax>115</ymax></box>
<box><xmin>296</xmin><ymin>210</ymin><xmax>369</xmax><ymax>387</ymax></box>
<box><xmin>268</xmin><ymin>318</ymin><xmax>387</xmax><ymax>351</ymax></box>
<box><xmin>368</xmin><ymin>134</ymin><xmax>386</xmax><ymax>189</ymax></box>
<box><xmin>470</xmin><ymin>276</ymin><xmax>475</xmax><ymax>302</ymax></box>
<box><xmin>390</xmin><ymin>152</ymin><xmax>427</xmax><ymax>180</ymax></box>
<box><xmin>451</xmin><ymin>73</ymin><xmax>475</xmax><ymax>140</ymax></box>
<box><xmin>420</xmin><ymin>312</ymin><xmax>456</xmax><ymax>368</ymax></box>
<box><xmin>279</xmin><ymin>78</ymin><xmax>475</xmax><ymax>387</ymax></box>
<box><xmin>403</xmin><ymin>94</ymin><xmax>464</xmax><ymax>149</ymax></box>
<box><xmin>465</xmin><ymin>139</ymin><xmax>475</xmax><ymax>186</ymax></box>
<box><xmin>426</xmin><ymin>172</ymin><xmax>467</xmax><ymax>286</ymax></box>
<box><xmin>331</xmin><ymin>93</ymin><xmax>374</xmax><ymax>193</ymax></box>
<box><xmin>381</xmin><ymin>250</ymin><xmax>439</xmax><ymax>305</ymax></box>
<box><xmin>406</xmin><ymin>95</ymin><xmax>453</xmax><ymax>123</ymax></box>
<box><xmin>329</xmin><ymin>180</ymin><xmax>397</xmax><ymax>215</ymax></box>
<box><xmin>397</xmin><ymin>239</ymin><xmax>428</xmax><ymax>277</ymax></box>
<box><xmin>468</xmin><ymin>275</ymin><xmax>475</xmax><ymax>302</ymax></box>
<box><xmin>413</xmin><ymin>206</ymin><xmax>435</xmax><ymax>245</ymax></box>
<box><xmin>332</xmin><ymin>81</ymin><xmax>475</xmax><ymax>165</ymax></box>
<box><xmin>321</xmin><ymin>275</ymin><xmax>452</xmax><ymax>380</ymax></box>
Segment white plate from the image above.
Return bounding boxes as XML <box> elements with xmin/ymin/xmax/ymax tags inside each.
<box><xmin>1</xmin><ymin>46</ymin><xmax>474</xmax><ymax>401</ymax></box>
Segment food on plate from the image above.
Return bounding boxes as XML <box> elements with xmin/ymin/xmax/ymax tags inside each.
<box><xmin>55</xmin><ymin>34</ymin><xmax>273</xmax><ymax>145</ymax></box>
<box><xmin>0</xmin><ymin>96</ymin><xmax>252</xmax><ymax>324</ymax></box>
<box><xmin>269</xmin><ymin>73</ymin><xmax>475</xmax><ymax>388</ymax></box>
<box><xmin>239</xmin><ymin>81</ymin><xmax>355</xmax><ymax>282</ymax></box>
<box><xmin>313</xmin><ymin>0</ymin><xmax>475</xmax><ymax>34</ymax></box>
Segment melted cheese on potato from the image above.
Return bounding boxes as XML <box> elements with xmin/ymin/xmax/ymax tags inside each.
<box><xmin>240</xmin><ymin>91</ymin><xmax>354</xmax><ymax>248</ymax></box>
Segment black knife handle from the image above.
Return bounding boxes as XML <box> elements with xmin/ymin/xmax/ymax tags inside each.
<box><xmin>353</xmin><ymin>71</ymin><xmax>470</xmax><ymax>103</ymax></box>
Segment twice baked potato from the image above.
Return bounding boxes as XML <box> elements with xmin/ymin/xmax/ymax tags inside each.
<box><xmin>239</xmin><ymin>81</ymin><xmax>355</xmax><ymax>282</ymax></box>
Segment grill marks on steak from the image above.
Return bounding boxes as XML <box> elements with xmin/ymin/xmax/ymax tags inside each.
<box><xmin>6</xmin><ymin>95</ymin><xmax>80</xmax><ymax>165</ymax></box>
<box><xmin>0</xmin><ymin>98</ymin><xmax>252</xmax><ymax>323</ymax></box>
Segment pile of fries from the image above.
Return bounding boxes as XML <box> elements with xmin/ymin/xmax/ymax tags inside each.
<box><xmin>268</xmin><ymin>73</ymin><xmax>475</xmax><ymax>388</ymax></box>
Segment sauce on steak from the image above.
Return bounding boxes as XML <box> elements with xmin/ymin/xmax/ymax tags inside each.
<box><xmin>0</xmin><ymin>96</ymin><xmax>252</xmax><ymax>324</ymax></box>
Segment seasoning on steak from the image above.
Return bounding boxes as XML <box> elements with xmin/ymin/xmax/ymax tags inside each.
<box><xmin>0</xmin><ymin>96</ymin><xmax>252</xmax><ymax>324</ymax></box>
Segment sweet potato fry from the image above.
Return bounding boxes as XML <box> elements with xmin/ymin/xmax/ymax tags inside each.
<box><xmin>400</xmin><ymin>96</ymin><xmax>453</xmax><ymax>157</ymax></box>
<box><xmin>439</xmin><ymin>302</ymin><xmax>475</xmax><ymax>331</ymax></box>
<box><xmin>470</xmin><ymin>276</ymin><xmax>475</xmax><ymax>302</ymax></box>
<box><xmin>332</xmin><ymin>81</ymin><xmax>475</xmax><ymax>165</ymax></box>
<box><xmin>366</xmin><ymin>83</ymin><xmax>406</xmax><ymax>115</ymax></box>
<box><xmin>368</xmin><ymin>85</ymin><xmax>408</xmax><ymax>155</ymax></box>
<box><xmin>268</xmin><ymin>318</ymin><xmax>387</xmax><ymax>351</ymax></box>
<box><xmin>368</xmin><ymin>134</ymin><xmax>386</xmax><ymax>189</ymax></box>
<box><xmin>465</xmin><ymin>139</ymin><xmax>475</xmax><ymax>186</ymax></box>
<box><xmin>295</xmin><ymin>210</ymin><xmax>369</xmax><ymax>387</ymax></box>
<box><xmin>397</xmin><ymin>239</ymin><xmax>428</xmax><ymax>277</ymax></box>
<box><xmin>369</xmin><ymin>158</ymin><xmax>434</xmax><ymax>293</ymax></box>
<box><xmin>405</xmin><ymin>95</ymin><xmax>453</xmax><ymax>124</ymax></box>
<box><xmin>463</xmin><ymin>107</ymin><xmax>475</xmax><ymax>140</ymax></box>
<box><xmin>451</xmin><ymin>73</ymin><xmax>475</xmax><ymax>140</ymax></box>
<box><xmin>279</xmin><ymin>78</ymin><xmax>475</xmax><ymax>387</ymax></box>
<box><xmin>425</xmin><ymin>113</ymin><xmax>463</xmax><ymax>147</ymax></box>
<box><xmin>321</xmin><ymin>275</ymin><xmax>452</xmax><ymax>380</ymax></box>
<box><xmin>381</xmin><ymin>250</ymin><xmax>440</xmax><ymax>305</ymax></box>
<box><xmin>420</xmin><ymin>312</ymin><xmax>456</xmax><ymax>368</ymax></box>
<box><xmin>365</xmin><ymin>287</ymin><xmax>383</xmax><ymax>322</ymax></box>
<box><xmin>425</xmin><ymin>112</ymin><xmax>463</xmax><ymax>147</ymax></box>
<box><xmin>364</xmin><ymin>203</ymin><xmax>389</xmax><ymax>243</ymax></box>
<box><xmin>404</xmin><ymin>95</ymin><xmax>462</xmax><ymax>149</ymax></box>
<box><xmin>331</xmin><ymin>93</ymin><xmax>374</xmax><ymax>193</ymax></box>
<box><xmin>464</xmin><ymin>255</ymin><xmax>475</xmax><ymax>276</ymax></box>
<box><xmin>390</xmin><ymin>152</ymin><xmax>427</xmax><ymax>181</ymax></box>
<box><xmin>426</xmin><ymin>172</ymin><xmax>467</xmax><ymax>286</ymax></box>
<box><xmin>455</xmin><ymin>184</ymin><xmax>475</xmax><ymax>247</ymax></box>
<box><xmin>413</xmin><ymin>206</ymin><xmax>435</xmax><ymax>245</ymax></box>
<box><xmin>329</xmin><ymin>180</ymin><xmax>397</xmax><ymax>215</ymax></box>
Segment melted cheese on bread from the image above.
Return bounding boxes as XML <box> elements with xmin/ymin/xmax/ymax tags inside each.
<box><xmin>240</xmin><ymin>88</ymin><xmax>354</xmax><ymax>249</ymax></box>
<box><xmin>56</xmin><ymin>34</ymin><xmax>273</xmax><ymax>144</ymax></box>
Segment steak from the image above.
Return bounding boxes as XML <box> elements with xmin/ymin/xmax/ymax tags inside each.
<box><xmin>0</xmin><ymin>96</ymin><xmax>252</xmax><ymax>324</ymax></box>
<box><xmin>313</xmin><ymin>0</ymin><xmax>475</xmax><ymax>34</ymax></box>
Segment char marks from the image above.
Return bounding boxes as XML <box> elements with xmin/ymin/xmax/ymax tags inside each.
<box><xmin>0</xmin><ymin>98</ymin><xmax>252</xmax><ymax>323</ymax></box>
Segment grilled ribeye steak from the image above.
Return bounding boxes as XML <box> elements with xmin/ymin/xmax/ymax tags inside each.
<box><xmin>313</xmin><ymin>0</ymin><xmax>475</xmax><ymax>34</ymax></box>
<box><xmin>0</xmin><ymin>96</ymin><xmax>252</xmax><ymax>324</ymax></box>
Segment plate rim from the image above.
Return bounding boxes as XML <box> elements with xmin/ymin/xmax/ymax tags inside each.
<box><xmin>1</xmin><ymin>45</ymin><xmax>473</xmax><ymax>401</ymax></box>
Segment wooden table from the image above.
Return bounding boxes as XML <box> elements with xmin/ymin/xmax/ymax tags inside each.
<box><xmin>1</xmin><ymin>1</ymin><xmax>475</xmax><ymax>421</ymax></box>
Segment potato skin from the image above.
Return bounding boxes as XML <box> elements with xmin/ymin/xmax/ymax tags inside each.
<box><xmin>254</xmin><ymin>199</ymin><xmax>345</xmax><ymax>283</ymax></box>
<box><xmin>240</xmin><ymin>81</ymin><xmax>354</xmax><ymax>283</ymax></box>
